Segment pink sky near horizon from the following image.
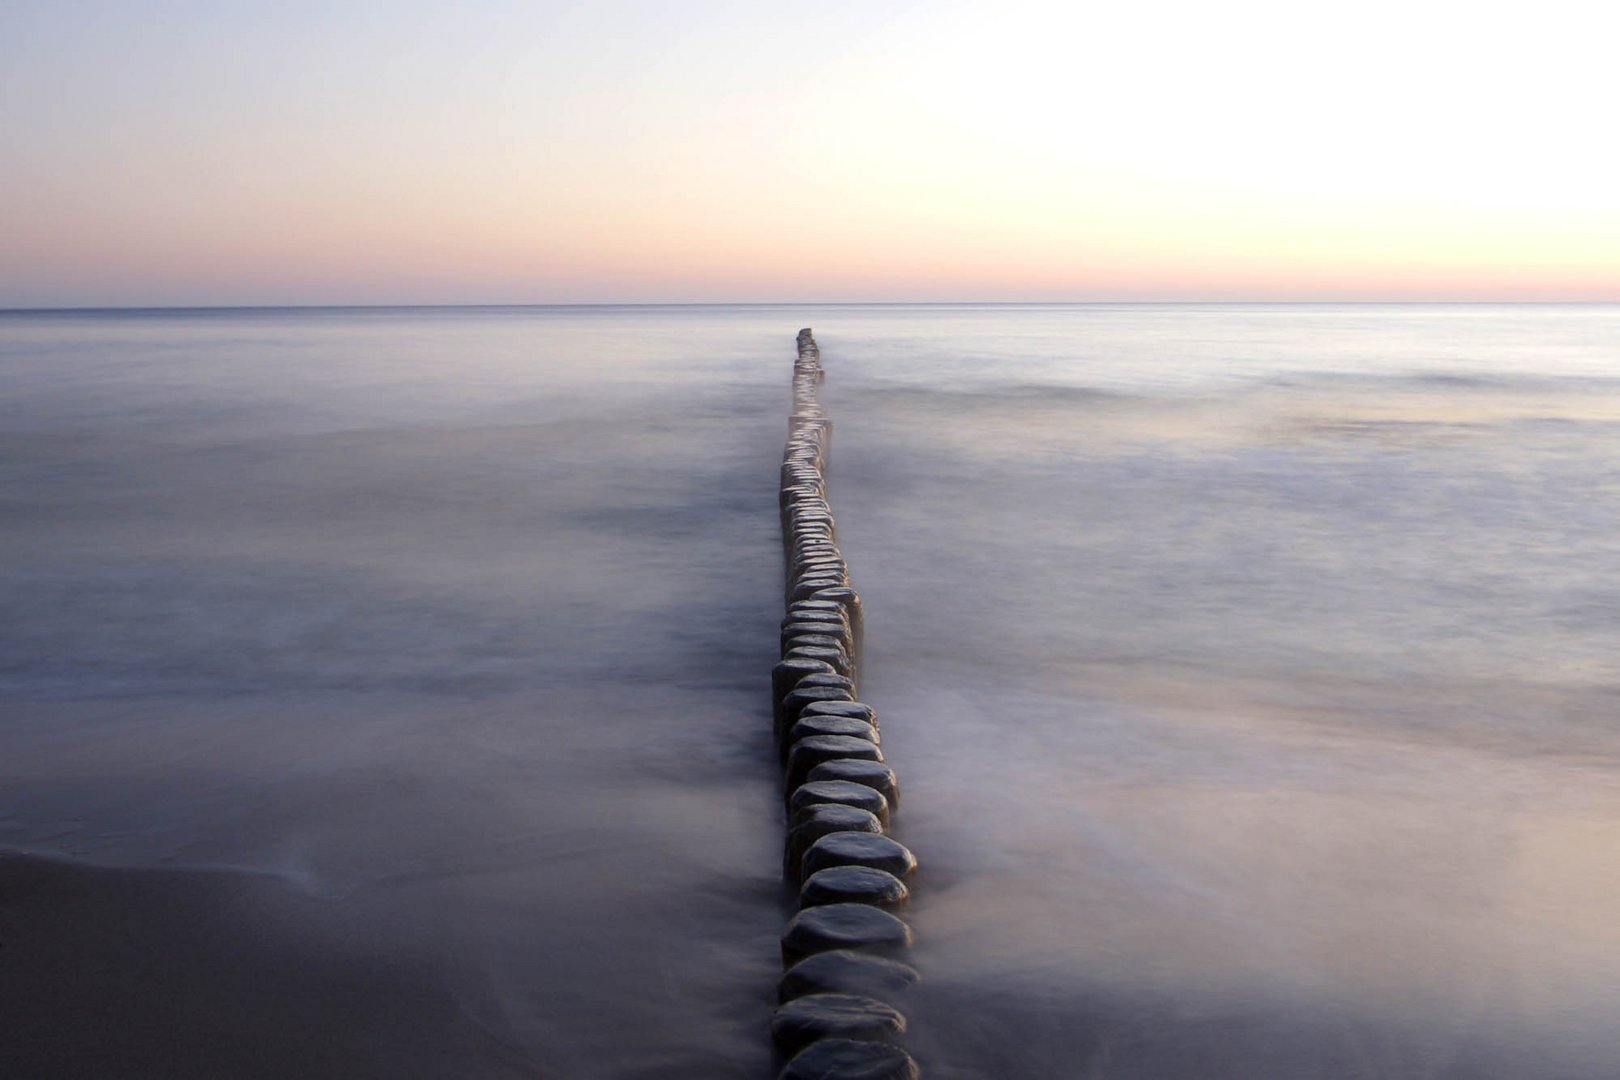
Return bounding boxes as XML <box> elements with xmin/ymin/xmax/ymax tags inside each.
<box><xmin>2</xmin><ymin>1</ymin><xmax>1617</xmax><ymax>307</ymax></box>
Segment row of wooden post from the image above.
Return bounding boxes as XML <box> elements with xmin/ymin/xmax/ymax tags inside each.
<box><xmin>768</xmin><ymin>330</ymin><xmax>922</xmax><ymax>1080</ymax></box>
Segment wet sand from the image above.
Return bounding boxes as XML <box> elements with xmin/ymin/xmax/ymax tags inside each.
<box><xmin>0</xmin><ymin>685</ymin><xmax>788</xmax><ymax>1079</ymax></box>
<box><xmin>0</xmin><ymin>850</ymin><xmax>534</xmax><ymax>1079</ymax></box>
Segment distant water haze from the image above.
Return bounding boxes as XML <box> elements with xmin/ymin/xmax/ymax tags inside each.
<box><xmin>3</xmin><ymin>304</ymin><xmax>1619</xmax><ymax>1078</ymax></box>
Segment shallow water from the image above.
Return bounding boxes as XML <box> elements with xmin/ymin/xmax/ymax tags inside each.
<box><xmin>3</xmin><ymin>304</ymin><xmax>1619</xmax><ymax>1077</ymax></box>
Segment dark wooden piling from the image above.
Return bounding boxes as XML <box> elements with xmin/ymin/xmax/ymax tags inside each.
<box><xmin>770</xmin><ymin>330</ymin><xmax>920</xmax><ymax>1079</ymax></box>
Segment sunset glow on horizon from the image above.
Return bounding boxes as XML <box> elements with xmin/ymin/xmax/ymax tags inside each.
<box><xmin>3</xmin><ymin>0</ymin><xmax>1617</xmax><ymax>307</ymax></box>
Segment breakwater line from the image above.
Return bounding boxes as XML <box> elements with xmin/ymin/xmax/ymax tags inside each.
<box><xmin>769</xmin><ymin>329</ymin><xmax>921</xmax><ymax>1080</ymax></box>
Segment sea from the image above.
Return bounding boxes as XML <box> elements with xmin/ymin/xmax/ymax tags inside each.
<box><xmin>2</xmin><ymin>303</ymin><xmax>1618</xmax><ymax>1078</ymax></box>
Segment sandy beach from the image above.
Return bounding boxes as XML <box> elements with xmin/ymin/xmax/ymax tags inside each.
<box><xmin>0</xmin><ymin>849</ymin><xmax>534</xmax><ymax>1078</ymax></box>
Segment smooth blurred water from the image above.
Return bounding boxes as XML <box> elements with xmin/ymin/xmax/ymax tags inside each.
<box><xmin>3</xmin><ymin>304</ymin><xmax>1619</xmax><ymax>1078</ymax></box>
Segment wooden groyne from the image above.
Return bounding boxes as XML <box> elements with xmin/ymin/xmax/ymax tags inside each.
<box><xmin>770</xmin><ymin>330</ymin><xmax>921</xmax><ymax>1080</ymax></box>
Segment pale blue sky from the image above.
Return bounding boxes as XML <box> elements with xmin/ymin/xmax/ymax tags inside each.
<box><xmin>3</xmin><ymin>0</ymin><xmax>1617</xmax><ymax>306</ymax></box>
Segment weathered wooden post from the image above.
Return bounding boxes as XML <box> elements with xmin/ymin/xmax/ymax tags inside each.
<box><xmin>770</xmin><ymin>329</ymin><xmax>921</xmax><ymax>1080</ymax></box>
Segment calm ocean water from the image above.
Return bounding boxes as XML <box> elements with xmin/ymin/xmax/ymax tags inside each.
<box><xmin>2</xmin><ymin>304</ymin><xmax>1618</xmax><ymax>1078</ymax></box>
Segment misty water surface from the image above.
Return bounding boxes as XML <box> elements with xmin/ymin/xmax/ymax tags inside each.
<box><xmin>3</xmin><ymin>304</ymin><xmax>1619</xmax><ymax>1078</ymax></box>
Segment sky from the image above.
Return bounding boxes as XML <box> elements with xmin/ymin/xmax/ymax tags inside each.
<box><xmin>1</xmin><ymin>0</ymin><xmax>1617</xmax><ymax>306</ymax></box>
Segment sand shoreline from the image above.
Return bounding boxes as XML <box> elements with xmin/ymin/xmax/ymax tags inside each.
<box><xmin>0</xmin><ymin>849</ymin><xmax>536</xmax><ymax>1079</ymax></box>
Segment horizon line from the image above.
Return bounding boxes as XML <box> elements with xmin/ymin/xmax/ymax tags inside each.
<box><xmin>5</xmin><ymin>298</ymin><xmax>1619</xmax><ymax>315</ymax></box>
